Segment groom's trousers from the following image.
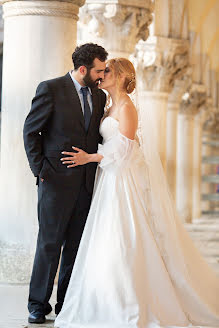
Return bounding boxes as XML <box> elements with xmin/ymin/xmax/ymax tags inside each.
<box><xmin>28</xmin><ymin>172</ymin><xmax>92</xmax><ymax>315</ymax></box>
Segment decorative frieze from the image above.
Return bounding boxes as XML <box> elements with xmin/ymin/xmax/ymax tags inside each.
<box><xmin>1</xmin><ymin>0</ymin><xmax>84</xmax><ymax>19</ymax></box>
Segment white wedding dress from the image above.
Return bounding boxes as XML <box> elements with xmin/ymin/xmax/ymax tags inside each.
<box><xmin>55</xmin><ymin>116</ymin><xmax>219</xmax><ymax>328</ymax></box>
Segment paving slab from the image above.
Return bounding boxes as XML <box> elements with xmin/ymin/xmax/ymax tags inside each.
<box><xmin>0</xmin><ymin>284</ymin><xmax>56</xmax><ymax>328</ymax></box>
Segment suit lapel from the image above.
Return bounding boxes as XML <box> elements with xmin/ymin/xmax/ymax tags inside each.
<box><xmin>63</xmin><ymin>73</ymin><xmax>100</xmax><ymax>133</ymax></box>
<box><xmin>63</xmin><ymin>73</ymin><xmax>85</xmax><ymax>129</ymax></box>
<box><xmin>87</xmin><ymin>88</ymin><xmax>99</xmax><ymax>134</ymax></box>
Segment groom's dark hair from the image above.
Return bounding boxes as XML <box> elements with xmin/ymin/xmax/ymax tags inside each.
<box><xmin>72</xmin><ymin>43</ymin><xmax>108</xmax><ymax>70</ymax></box>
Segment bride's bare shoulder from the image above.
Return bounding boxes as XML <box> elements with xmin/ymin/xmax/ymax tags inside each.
<box><xmin>119</xmin><ymin>99</ymin><xmax>138</xmax><ymax>124</ymax></box>
<box><xmin>118</xmin><ymin>100</ymin><xmax>138</xmax><ymax>139</ymax></box>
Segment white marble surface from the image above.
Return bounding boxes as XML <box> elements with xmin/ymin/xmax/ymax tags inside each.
<box><xmin>0</xmin><ymin>0</ymin><xmax>80</xmax><ymax>284</ymax></box>
<box><xmin>176</xmin><ymin>113</ymin><xmax>194</xmax><ymax>223</ymax></box>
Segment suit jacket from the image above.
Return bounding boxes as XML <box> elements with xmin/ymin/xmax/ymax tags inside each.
<box><xmin>23</xmin><ymin>73</ymin><xmax>106</xmax><ymax>193</ymax></box>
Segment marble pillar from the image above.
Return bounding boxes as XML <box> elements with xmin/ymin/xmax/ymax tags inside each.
<box><xmin>138</xmin><ymin>90</ymin><xmax>168</xmax><ymax>168</ymax></box>
<box><xmin>78</xmin><ymin>0</ymin><xmax>154</xmax><ymax>58</ymax></box>
<box><xmin>202</xmin><ymin>111</ymin><xmax>219</xmax><ymax>213</ymax></box>
<box><xmin>166</xmin><ymin>102</ymin><xmax>178</xmax><ymax>200</ymax></box>
<box><xmin>135</xmin><ymin>37</ymin><xmax>189</xmax><ymax>169</ymax></box>
<box><xmin>176</xmin><ymin>84</ymin><xmax>206</xmax><ymax>223</ymax></box>
<box><xmin>192</xmin><ymin>98</ymin><xmax>211</xmax><ymax>219</ymax></box>
<box><xmin>192</xmin><ymin>114</ymin><xmax>203</xmax><ymax>219</ymax></box>
<box><xmin>201</xmin><ymin>135</ymin><xmax>213</xmax><ymax>212</ymax></box>
<box><xmin>0</xmin><ymin>0</ymin><xmax>84</xmax><ymax>283</ymax></box>
<box><xmin>177</xmin><ymin>113</ymin><xmax>194</xmax><ymax>223</ymax></box>
<box><xmin>166</xmin><ymin>74</ymin><xmax>191</xmax><ymax>201</ymax></box>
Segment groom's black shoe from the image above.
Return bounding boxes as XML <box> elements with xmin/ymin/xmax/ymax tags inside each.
<box><xmin>44</xmin><ymin>303</ymin><xmax>52</xmax><ymax>315</ymax></box>
<box><xmin>28</xmin><ymin>311</ymin><xmax>45</xmax><ymax>324</ymax></box>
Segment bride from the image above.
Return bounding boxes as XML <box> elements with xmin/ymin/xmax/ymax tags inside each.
<box><xmin>55</xmin><ymin>58</ymin><xmax>219</xmax><ymax>328</ymax></box>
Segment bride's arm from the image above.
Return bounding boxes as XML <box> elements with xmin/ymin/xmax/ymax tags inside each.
<box><xmin>61</xmin><ymin>104</ymin><xmax>137</xmax><ymax>168</ymax></box>
<box><xmin>61</xmin><ymin>148</ymin><xmax>103</xmax><ymax>168</ymax></box>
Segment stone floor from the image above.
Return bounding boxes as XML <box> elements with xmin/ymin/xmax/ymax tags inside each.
<box><xmin>1</xmin><ymin>214</ymin><xmax>219</xmax><ymax>328</ymax></box>
<box><xmin>185</xmin><ymin>215</ymin><xmax>219</xmax><ymax>274</ymax></box>
<box><xmin>0</xmin><ymin>284</ymin><xmax>57</xmax><ymax>327</ymax></box>
<box><xmin>0</xmin><ymin>283</ymin><xmax>218</xmax><ymax>328</ymax></box>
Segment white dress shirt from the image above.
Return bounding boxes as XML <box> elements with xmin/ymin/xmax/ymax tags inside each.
<box><xmin>69</xmin><ymin>71</ymin><xmax>93</xmax><ymax>114</ymax></box>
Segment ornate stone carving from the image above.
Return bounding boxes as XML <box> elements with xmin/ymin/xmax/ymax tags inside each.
<box><xmin>78</xmin><ymin>0</ymin><xmax>154</xmax><ymax>56</ymax></box>
<box><xmin>199</xmin><ymin>97</ymin><xmax>214</xmax><ymax>123</ymax></box>
<box><xmin>1</xmin><ymin>0</ymin><xmax>85</xmax><ymax>3</ymax></box>
<box><xmin>203</xmin><ymin>110</ymin><xmax>219</xmax><ymax>134</ymax></box>
<box><xmin>133</xmin><ymin>37</ymin><xmax>189</xmax><ymax>93</ymax></box>
<box><xmin>179</xmin><ymin>83</ymin><xmax>207</xmax><ymax>116</ymax></box>
<box><xmin>168</xmin><ymin>67</ymin><xmax>192</xmax><ymax>105</ymax></box>
<box><xmin>1</xmin><ymin>0</ymin><xmax>84</xmax><ymax>19</ymax></box>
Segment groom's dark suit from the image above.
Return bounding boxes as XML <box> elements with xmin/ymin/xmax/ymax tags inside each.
<box><xmin>23</xmin><ymin>72</ymin><xmax>106</xmax><ymax>314</ymax></box>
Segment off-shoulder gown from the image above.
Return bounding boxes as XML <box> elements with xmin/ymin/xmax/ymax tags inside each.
<box><xmin>55</xmin><ymin>116</ymin><xmax>219</xmax><ymax>328</ymax></box>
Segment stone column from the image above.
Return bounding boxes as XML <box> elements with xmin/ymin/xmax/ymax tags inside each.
<box><xmin>0</xmin><ymin>6</ymin><xmax>3</xmax><ymax>118</ymax></box>
<box><xmin>0</xmin><ymin>0</ymin><xmax>84</xmax><ymax>283</ymax></box>
<box><xmin>78</xmin><ymin>0</ymin><xmax>154</xmax><ymax>58</ymax></box>
<box><xmin>135</xmin><ymin>36</ymin><xmax>189</xmax><ymax>169</ymax></box>
<box><xmin>0</xmin><ymin>6</ymin><xmax>3</xmax><ymax>43</ymax></box>
<box><xmin>176</xmin><ymin>84</ymin><xmax>206</xmax><ymax>223</ymax></box>
<box><xmin>192</xmin><ymin>112</ymin><xmax>204</xmax><ymax>219</ymax></box>
<box><xmin>202</xmin><ymin>111</ymin><xmax>219</xmax><ymax>213</ymax></box>
<box><xmin>166</xmin><ymin>72</ymin><xmax>191</xmax><ymax>201</ymax></box>
<box><xmin>192</xmin><ymin>97</ymin><xmax>211</xmax><ymax>219</ymax></box>
<box><xmin>202</xmin><ymin>134</ymin><xmax>213</xmax><ymax>212</ymax></box>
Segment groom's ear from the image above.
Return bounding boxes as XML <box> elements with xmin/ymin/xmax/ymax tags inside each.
<box><xmin>79</xmin><ymin>66</ymin><xmax>87</xmax><ymax>76</ymax></box>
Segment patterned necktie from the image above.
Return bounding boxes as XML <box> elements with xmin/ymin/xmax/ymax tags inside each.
<box><xmin>81</xmin><ymin>87</ymin><xmax>92</xmax><ymax>132</ymax></box>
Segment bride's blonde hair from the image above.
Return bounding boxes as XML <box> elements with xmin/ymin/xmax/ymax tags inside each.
<box><xmin>104</xmin><ymin>58</ymin><xmax>136</xmax><ymax>116</ymax></box>
<box><xmin>108</xmin><ymin>57</ymin><xmax>136</xmax><ymax>94</ymax></box>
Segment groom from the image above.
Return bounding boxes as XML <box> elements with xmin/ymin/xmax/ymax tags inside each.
<box><xmin>23</xmin><ymin>43</ymin><xmax>108</xmax><ymax>324</ymax></box>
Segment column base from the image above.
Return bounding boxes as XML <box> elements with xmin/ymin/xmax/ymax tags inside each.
<box><xmin>0</xmin><ymin>241</ymin><xmax>34</xmax><ymax>284</ymax></box>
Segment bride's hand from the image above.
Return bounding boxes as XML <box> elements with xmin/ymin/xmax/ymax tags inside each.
<box><xmin>61</xmin><ymin>147</ymin><xmax>89</xmax><ymax>168</ymax></box>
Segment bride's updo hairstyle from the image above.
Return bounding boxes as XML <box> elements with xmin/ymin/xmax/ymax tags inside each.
<box><xmin>107</xmin><ymin>58</ymin><xmax>136</xmax><ymax>94</ymax></box>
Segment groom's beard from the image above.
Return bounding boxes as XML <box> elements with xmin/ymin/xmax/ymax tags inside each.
<box><xmin>83</xmin><ymin>70</ymin><xmax>102</xmax><ymax>88</ymax></box>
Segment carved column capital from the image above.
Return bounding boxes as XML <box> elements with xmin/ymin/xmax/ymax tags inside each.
<box><xmin>134</xmin><ymin>36</ymin><xmax>189</xmax><ymax>93</ymax></box>
<box><xmin>78</xmin><ymin>0</ymin><xmax>154</xmax><ymax>57</ymax></box>
<box><xmin>179</xmin><ymin>83</ymin><xmax>207</xmax><ymax>116</ymax></box>
<box><xmin>199</xmin><ymin>97</ymin><xmax>215</xmax><ymax>124</ymax></box>
<box><xmin>1</xmin><ymin>0</ymin><xmax>85</xmax><ymax>20</ymax></box>
<box><xmin>203</xmin><ymin>110</ymin><xmax>219</xmax><ymax>134</ymax></box>
<box><xmin>168</xmin><ymin>67</ymin><xmax>192</xmax><ymax>106</ymax></box>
